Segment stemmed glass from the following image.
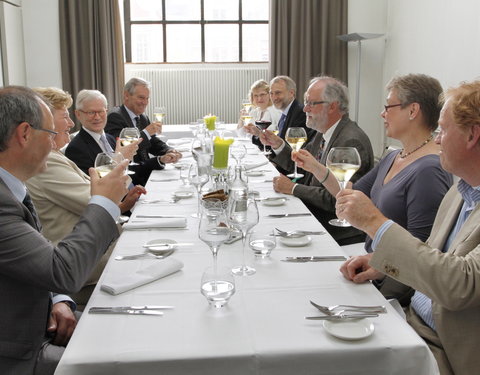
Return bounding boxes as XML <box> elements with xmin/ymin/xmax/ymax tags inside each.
<box><xmin>119</xmin><ymin>127</ymin><xmax>141</xmax><ymax>166</ymax></box>
<box><xmin>326</xmin><ymin>147</ymin><xmax>361</xmax><ymax>227</ymax></box>
<box><xmin>285</xmin><ymin>127</ymin><xmax>308</xmax><ymax>179</ymax></box>
<box><xmin>241</xmin><ymin>99</ymin><xmax>253</xmax><ymax>126</ymax></box>
<box><xmin>255</xmin><ymin>120</ymin><xmax>272</xmax><ymax>155</ymax></box>
<box><xmin>230</xmin><ymin>143</ymin><xmax>247</xmax><ymax>166</ymax></box>
<box><xmin>153</xmin><ymin>106</ymin><xmax>166</xmax><ymax>123</ymax></box>
<box><xmin>188</xmin><ymin>163</ymin><xmax>209</xmax><ymax>218</ymax></box>
<box><xmin>227</xmin><ymin>194</ymin><xmax>259</xmax><ymax>276</ymax></box>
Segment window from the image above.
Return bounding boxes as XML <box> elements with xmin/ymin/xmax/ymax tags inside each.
<box><xmin>124</xmin><ymin>0</ymin><xmax>269</xmax><ymax>63</ymax></box>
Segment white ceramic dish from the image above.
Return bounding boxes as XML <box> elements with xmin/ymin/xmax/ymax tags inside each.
<box><xmin>262</xmin><ymin>198</ymin><xmax>287</xmax><ymax>206</ymax></box>
<box><xmin>323</xmin><ymin>318</ymin><xmax>374</xmax><ymax>341</ymax></box>
<box><xmin>144</xmin><ymin>239</ymin><xmax>177</xmax><ymax>254</ymax></box>
<box><xmin>174</xmin><ymin>190</ymin><xmax>194</xmax><ymax>199</ymax></box>
<box><xmin>279</xmin><ymin>235</ymin><xmax>312</xmax><ymax>247</ymax></box>
<box><xmin>246</xmin><ymin>170</ymin><xmax>264</xmax><ymax>177</ymax></box>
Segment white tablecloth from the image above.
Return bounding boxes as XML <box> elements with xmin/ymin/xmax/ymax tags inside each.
<box><xmin>55</xmin><ymin>142</ymin><xmax>439</xmax><ymax>375</ymax></box>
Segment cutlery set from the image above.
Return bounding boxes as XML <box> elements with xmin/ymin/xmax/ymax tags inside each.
<box><xmin>89</xmin><ymin>305</ymin><xmax>174</xmax><ymax>316</ymax></box>
<box><xmin>282</xmin><ymin>256</ymin><xmax>347</xmax><ymax>262</ymax></box>
<box><xmin>305</xmin><ymin>300</ymin><xmax>387</xmax><ymax>320</ymax></box>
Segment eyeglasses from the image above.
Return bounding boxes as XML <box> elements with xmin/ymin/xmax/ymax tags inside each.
<box><xmin>79</xmin><ymin>109</ymin><xmax>107</xmax><ymax>118</ymax></box>
<box><xmin>28</xmin><ymin>123</ymin><xmax>58</xmax><ymax>139</ymax></box>
<box><xmin>304</xmin><ymin>101</ymin><xmax>329</xmax><ymax>108</ymax></box>
<box><xmin>383</xmin><ymin>103</ymin><xmax>403</xmax><ymax>112</ymax></box>
<box><xmin>253</xmin><ymin>93</ymin><xmax>269</xmax><ymax>99</ymax></box>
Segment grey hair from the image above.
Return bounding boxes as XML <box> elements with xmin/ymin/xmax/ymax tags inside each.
<box><xmin>0</xmin><ymin>86</ymin><xmax>46</xmax><ymax>152</ymax></box>
<box><xmin>270</xmin><ymin>75</ymin><xmax>297</xmax><ymax>95</ymax></box>
<box><xmin>124</xmin><ymin>77</ymin><xmax>150</xmax><ymax>95</ymax></box>
<box><xmin>310</xmin><ymin>76</ymin><xmax>349</xmax><ymax>115</ymax></box>
<box><xmin>75</xmin><ymin>89</ymin><xmax>108</xmax><ymax>110</ymax></box>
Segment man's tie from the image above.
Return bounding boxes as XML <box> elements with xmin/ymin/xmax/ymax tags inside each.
<box><xmin>317</xmin><ymin>138</ymin><xmax>326</xmax><ymax>161</ymax></box>
<box><xmin>277</xmin><ymin>113</ymin><xmax>286</xmax><ymax>134</ymax></box>
<box><xmin>134</xmin><ymin>116</ymin><xmax>140</xmax><ymax>128</ymax></box>
<box><xmin>100</xmin><ymin>133</ymin><xmax>114</xmax><ymax>154</ymax></box>
<box><xmin>23</xmin><ymin>191</ymin><xmax>42</xmax><ymax>231</ymax></box>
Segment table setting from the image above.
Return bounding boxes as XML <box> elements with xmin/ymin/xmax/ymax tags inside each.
<box><xmin>55</xmin><ymin>128</ymin><xmax>439</xmax><ymax>375</ymax></box>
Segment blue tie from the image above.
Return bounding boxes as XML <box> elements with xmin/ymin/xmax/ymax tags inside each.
<box><xmin>100</xmin><ymin>133</ymin><xmax>114</xmax><ymax>154</ymax></box>
<box><xmin>277</xmin><ymin>113</ymin><xmax>286</xmax><ymax>134</ymax></box>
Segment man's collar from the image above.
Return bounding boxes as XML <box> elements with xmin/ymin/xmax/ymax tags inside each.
<box><xmin>321</xmin><ymin>118</ymin><xmax>341</xmax><ymax>145</ymax></box>
<box><xmin>281</xmin><ymin>99</ymin><xmax>294</xmax><ymax>116</ymax></box>
<box><xmin>0</xmin><ymin>166</ymin><xmax>26</xmax><ymax>202</ymax></box>
<box><xmin>82</xmin><ymin>126</ymin><xmax>103</xmax><ymax>141</ymax></box>
<box><xmin>124</xmin><ymin>105</ymin><xmax>139</xmax><ymax>123</ymax></box>
<box><xmin>458</xmin><ymin>179</ymin><xmax>480</xmax><ymax>208</ymax></box>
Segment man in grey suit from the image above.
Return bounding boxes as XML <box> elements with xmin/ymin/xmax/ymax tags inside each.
<box><xmin>0</xmin><ymin>86</ymin><xmax>128</xmax><ymax>374</ymax></box>
<box><xmin>260</xmin><ymin>76</ymin><xmax>374</xmax><ymax>245</ymax></box>
<box><xmin>337</xmin><ymin>80</ymin><xmax>480</xmax><ymax>375</ymax></box>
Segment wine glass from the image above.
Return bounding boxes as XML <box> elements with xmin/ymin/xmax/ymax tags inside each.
<box><xmin>119</xmin><ymin>127</ymin><xmax>141</xmax><ymax>166</ymax></box>
<box><xmin>198</xmin><ymin>205</ymin><xmax>230</xmax><ymax>273</ymax></box>
<box><xmin>249</xmin><ymin>228</ymin><xmax>276</xmax><ymax>258</ymax></box>
<box><xmin>241</xmin><ymin>99</ymin><xmax>253</xmax><ymax>127</ymax></box>
<box><xmin>188</xmin><ymin>163</ymin><xmax>209</xmax><ymax>218</ymax></box>
<box><xmin>255</xmin><ymin>120</ymin><xmax>272</xmax><ymax>155</ymax></box>
<box><xmin>227</xmin><ymin>194</ymin><xmax>259</xmax><ymax>276</ymax></box>
<box><xmin>326</xmin><ymin>147</ymin><xmax>361</xmax><ymax>227</ymax></box>
<box><xmin>201</xmin><ymin>266</ymin><xmax>235</xmax><ymax>308</ymax></box>
<box><xmin>230</xmin><ymin>143</ymin><xmax>247</xmax><ymax>166</ymax></box>
<box><xmin>285</xmin><ymin>127</ymin><xmax>308</xmax><ymax>179</ymax></box>
<box><xmin>153</xmin><ymin>106</ymin><xmax>166</xmax><ymax>123</ymax></box>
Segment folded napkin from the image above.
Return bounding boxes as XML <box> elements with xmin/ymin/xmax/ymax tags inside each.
<box><xmin>123</xmin><ymin>217</ymin><xmax>187</xmax><ymax>230</ymax></box>
<box><xmin>243</xmin><ymin>160</ymin><xmax>269</xmax><ymax>170</ymax></box>
<box><xmin>101</xmin><ymin>258</ymin><xmax>184</xmax><ymax>295</ymax></box>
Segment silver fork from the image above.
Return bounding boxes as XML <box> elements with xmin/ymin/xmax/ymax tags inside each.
<box><xmin>140</xmin><ymin>196</ymin><xmax>179</xmax><ymax>204</ymax></box>
<box><xmin>310</xmin><ymin>300</ymin><xmax>386</xmax><ymax>315</ymax></box>
<box><xmin>275</xmin><ymin>228</ymin><xmax>325</xmax><ymax>237</ymax></box>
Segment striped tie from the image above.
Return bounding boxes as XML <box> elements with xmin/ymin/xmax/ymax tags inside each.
<box><xmin>277</xmin><ymin>113</ymin><xmax>286</xmax><ymax>134</ymax></box>
<box><xmin>100</xmin><ymin>133</ymin><xmax>114</xmax><ymax>154</ymax></box>
<box><xmin>23</xmin><ymin>191</ymin><xmax>42</xmax><ymax>231</ymax></box>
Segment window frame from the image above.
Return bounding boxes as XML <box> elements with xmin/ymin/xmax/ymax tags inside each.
<box><xmin>123</xmin><ymin>0</ymin><xmax>269</xmax><ymax>63</ymax></box>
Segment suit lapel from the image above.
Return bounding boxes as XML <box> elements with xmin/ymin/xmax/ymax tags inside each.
<box><xmin>120</xmin><ymin>105</ymin><xmax>135</xmax><ymax>128</ymax></box>
<box><xmin>449</xmin><ymin>199</ymin><xmax>480</xmax><ymax>254</ymax></box>
<box><xmin>79</xmin><ymin>129</ymin><xmax>103</xmax><ymax>160</ymax></box>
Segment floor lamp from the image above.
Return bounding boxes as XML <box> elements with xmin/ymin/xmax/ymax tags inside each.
<box><xmin>337</xmin><ymin>32</ymin><xmax>384</xmax><ymax>123</ymax></box>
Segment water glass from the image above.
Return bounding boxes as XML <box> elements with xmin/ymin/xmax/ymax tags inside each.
<box><xmin>201</xmin><ymin>266</ymin><xmax>236</xmax><ymax>308</ymax></box>
<box><xmin>249</xmin><ymin>229</ymin><xmax>276</xmax><ymax>258</ymax></box>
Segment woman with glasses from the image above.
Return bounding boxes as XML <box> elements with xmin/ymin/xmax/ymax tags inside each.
<box><xmin>293</xmin><ymin>74</ymin><xmax>453</xmax><ymax>305</ymax></box>
<box><xmin>237</xmin><ymin>79</ymin><xmax>282</xmax><ymax>134</ymax></box>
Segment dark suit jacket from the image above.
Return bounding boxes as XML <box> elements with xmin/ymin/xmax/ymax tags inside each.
<box><xmin>0</xmin><ymin>179</ymin><xmax>118</xmax><ymax>374</ymax></box>
<box><xmin>65</xmin><ymin>128</ymin><xmax>116</xmax><ymax>175</ymax></box>
<box><xmin>105</xmin><ymin>105</ymin><xmax>173</xmax><ymax>185</ymax></box>
<box><xmin>271</xmin><ymin>115</ymin><xmax>374</xmax><ymax>244</ymax></box>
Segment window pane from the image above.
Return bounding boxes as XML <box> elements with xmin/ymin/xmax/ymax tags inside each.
<box><xmin>242</xmin><ymin>24</ymin><xmax>269</xmax><ymax>61</ymax></box>
<box><xmin>242</xmin><ymin>0</ymin><xmax>268</xmax><ymax>20</ymax></box>
<box><xmin>204</xmin><ymin>0</ymin><xmax>238</xmax><ymax>20</ymax></box>
<box><xmin>166</xmin><ymin>25</ymin><xmax>201</xmax><ymax>62</ymax></box>
<box><xmin>165</xmin><ymin>0</ymin><xmax>200</xmax><ymax>20</ymax></box>
<box><xmin>130</xmin><ymin>0</ymin><xmax>162</xmax><ymax>21</ymax></box>
<box><xmin>131</xmin><ymin>25</ymin><xmax>163</xmax><ymax>63</ymax></box>
<box><xmin>205</xmin><ymin>25</ymin><xmax>239</xmax><ymax>62</ymax></box>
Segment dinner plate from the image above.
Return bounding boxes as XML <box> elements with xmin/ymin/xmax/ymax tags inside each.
<box><xmin>323</xmin><ymin>318</ymin><xmax>374</xmax><ymax>341</ymax></box>
<box><xmin>174</xmin><ymin>190</ymin><xmax>194</xmax><ymax>199</ymax></box>
<box><xmin>279</xmin><ymin>235</ymin><xmax>312</xmax><ymax>247</ymax></box>
<box><xmin>245</xmin><ymin>170</ymin><xmax>264</xmax><ymax>177</ymax></box>
<box><xmin>172</xmin><ymin>162</ymin><xmax>191</xmax><ymax>170</ymax></box>
<box><xmin>145</xmin><ymin>239</ymin><xmax>177</xmax><ymax>254</ymax></box>
<box><xmin>262</xmin><ymin>198</ymin><xmax>287</xmax><ymax>206</ymax></box>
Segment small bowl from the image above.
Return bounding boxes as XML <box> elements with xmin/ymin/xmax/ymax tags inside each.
<box><xmin>262</xmin><ymin>198</ymin><xmax>287</xmax><ymax>206</ymax></box>
<box><xmin>144</xmin><ymin>239</ymin><xmax>177</xmax><ymax>255</ymax></box>
<box><xmin>279</xmin><ymin>235</ymin><xmax>312</xmax><ymax>247</ymax></box>
<box><xmin>174</xmin><ymin>190</ymin><xmax>194</xmax><ymax>199</ymax></box>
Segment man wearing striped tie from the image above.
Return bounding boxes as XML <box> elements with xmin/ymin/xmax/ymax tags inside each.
<box><xmin>337</xmin><ymin>80</ymin><xmax>480</xmax><ymax>375</ymax></box>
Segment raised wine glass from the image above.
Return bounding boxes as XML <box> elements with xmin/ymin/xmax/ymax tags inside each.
<box><xmin>285</xmin><ymin>127</ymin><xmax>308</xmax><ymax>179</ymax></box>
<box><xmin>241</xmin><ymin>99</ymin><xmax>253</xmax><ymax>127</ymax></box>
<box><xmin>326</xmin><ymin>147</ymin><xmax>361</xmax><ymax>227</ymax></box>
<box><xmin>153</xmin><ymin>106</ymin><xmax>166</xmax><ymax>123</ymax></box>
<box><xmin>188</xmin><ymin>163</ymin><xmax>209</xmax><ymax>218</ymax></box>
<box><xmin>255</xmin><ymin>120</ymin><xmax>272</xmax><ymax>155</ymax></box>
<box><xmin>227</xmin><ymin>193</ymin><xmax>259</xmax><ymax>276</ymax></box>
<box><xmin>119</xmin><ymin>127</ymin><xmax>141</xmax><ymax>166</ymax></box>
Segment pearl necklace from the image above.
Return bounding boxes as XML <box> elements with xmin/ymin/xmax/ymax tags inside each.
<box><xmin>399</xmin><ymin>135</ymin><xmax>433</xmax><ymax>159</ymax></box>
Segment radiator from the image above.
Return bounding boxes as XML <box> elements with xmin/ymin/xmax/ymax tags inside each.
<box><xmin>125</xmin><ymin>64</ymin><xmax>269</xmax><ymax>125</ymax></box>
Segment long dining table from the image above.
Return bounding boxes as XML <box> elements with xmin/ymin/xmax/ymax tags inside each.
<box><xmin>55</xmin><ymin>139</ymin><xmax>439</xmax><ymax>375</ymax></box>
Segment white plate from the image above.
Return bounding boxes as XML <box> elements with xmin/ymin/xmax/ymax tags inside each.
<box><xmin>262</xmin><ymin>198</ymin><xmax>286</xmax><ymax>206</ymax></box>
<box><xmin>172</xmin><ymin>162</ymin><xmax>191</xmax><ymax>169</ymax></box>
<box><xmin>246</xmin><ymin>170</ymin><xmax>264</xmax><ymax>177</ymax></box>
<box><xmin>279</xmin><ymin>235</ymin><xmax>312</xmax><ymax>247</ymax></box>
<box><xmin>174</xmin><ymin>190</ymin><xmax>194</xmax><ymax>199</ymax></box>
<box><xmin>323</xmin><ymin>318</ymin><xmax>374</xmax><ymax>341</ymax></box>
<box><xmin>145</xmin><ymin>239</ymin><xmax>177</xmax><ymax>254</ymax></box>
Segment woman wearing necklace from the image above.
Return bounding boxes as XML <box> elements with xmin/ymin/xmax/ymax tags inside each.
<box><xmin>292</xmin><ymin>74</ymin><xmax>453</xmax><ymax>305</ymax></box>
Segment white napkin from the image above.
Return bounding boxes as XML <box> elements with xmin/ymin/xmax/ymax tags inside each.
<box><xmin>123</xmin><ymin>217</ymin><xmax>187</xmax><ymax>230</ymax></box>
<box><xmin>243</xmin><ymin>160</ymin><xmax>269</xmax><ymax>170</ymax></box>
<box><xmin>101</xmin><ymin>258</ymin><xmax>184</xmax><ymax>295</ymax></box>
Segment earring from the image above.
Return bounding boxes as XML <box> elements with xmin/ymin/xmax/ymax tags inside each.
<box><xmin>409</xmin><ymin>116</ymin><xmax>414</xmax><ymax>120</ymax></box>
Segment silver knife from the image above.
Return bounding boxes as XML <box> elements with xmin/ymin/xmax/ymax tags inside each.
<box><xmin>267</xmin><ymin>213</ymin><xmax>312</xmax><ymax>218</ymax></box>
<box><xmin>282</xmin><ymin>256</ymin><xmax>347</xmax><ymax>262</ymax></box>
<box><xmin>305</xmin><ymin>314</ymin><xmax>379</xmax><ymax>320</ymax></box>
<box><xmin>89</xmin><ymin>309</ymin><xmax>163</xmax><ymax>316</ymax></box>
<box><xmin>143</xmin><ymin>243</ymin><xmax>193</xmax><ymax>248</ymax></box>
<box><xmin>90</xmin><ymin>305</ymin><xmax>174</xmax><ymax>311</ymax></box>
<box><xmin>136</xmin><ymin>215</ymin><xmax>184</xmax><ymax>218</ymax></box>
<box><xmin>149</xmin><ymin>178</ymin><xmax>179</xmax><ymax>182</ymax></box>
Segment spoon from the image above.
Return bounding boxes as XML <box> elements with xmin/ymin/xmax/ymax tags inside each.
<box><xmin>114</xmin><ymin>249</ymin><xmax>174</xmax><ymax>261</ymax></box>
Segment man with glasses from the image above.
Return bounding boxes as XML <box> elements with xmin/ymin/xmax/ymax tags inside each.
<box><xmin>260</xmin><ymin>76</ymin><xmax>374</xmax><ymax>245</ymax></box>
<box><xmin>0</xmin><ymin>86</ymin><xmax>128</xmax><ymax>374</ymax></box>
<box><xmin>105</xmin><ymin>77</ymin><xmax>182</xmax><ymax>185</ymax></box>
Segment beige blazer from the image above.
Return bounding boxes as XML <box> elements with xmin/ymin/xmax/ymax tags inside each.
<box><xmin>371</xmin><ymin>183</ymin><xmax>480</xmax><ymax>375</ymax></box>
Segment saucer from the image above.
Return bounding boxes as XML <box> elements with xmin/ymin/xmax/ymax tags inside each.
<box><xmin>173</xmin><ymin>190</ymin><xmax>194</xmax><ymax>199</ymax></box>
<box><xmin>279</xmin><ymin>235</ymin><xmax>312</xmax><ymax>247</ymax></box>
<box><xmin>262</xmin><ymin>198</ymin><xmax>286</xmax><ymax>206</ymax></box>
<box><xmin>323</xmin><ymin>318</ymin><xmax>374</xmax><ymax>341</ymax></box>
<box><xmin>144</xmin><ymin>239</ymin><xmax>177</xmax><ymax>254</ymax></box>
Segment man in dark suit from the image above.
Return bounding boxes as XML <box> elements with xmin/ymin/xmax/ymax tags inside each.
<box><xmin>0</xmin><ymin>86</ymin><xmax>127</xmax><ymax>374</ymax></box>
<box><xmin>260</xmin><ymin>76</ymin><xmax>374</xmax><ymax>245</ymax></box>
<box><xmin>105</xmin><ymin>77</ymin><xmax>182</xmax><ymax>185</ymax></box>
